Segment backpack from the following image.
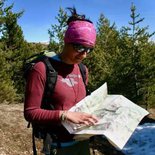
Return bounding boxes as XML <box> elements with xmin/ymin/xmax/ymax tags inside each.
<box><xmin>23</xmin><ymin>51</ymin><xmax>90</xmax><ymax>155</ymax></box>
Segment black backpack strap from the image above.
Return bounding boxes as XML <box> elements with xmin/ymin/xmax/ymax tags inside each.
<box><xmin>27</xmin><ymin>123</ymin><xmax>37</xmax><ymax>155</ymax></box>
<box><xmin>78</xmin><ymin>63</ymin><xmax>86</xmax><ymax>85</ymax></box>
<box><xmin>32</xmin><ymin>129</ymin><xmax>37</xmax><ymax>155</ymax></box>
<box><xmin>78</xmin><ymin>63</ymin><xmax>91</xmax><ymax>95</ymax></box>
<box><xmin>41</xmin><ymin>57</ymin><xmax>58</xmax><ymax>109</ymax></box>
<box><xmin>43</xmin><ymin>57</ymin><xmax>58</xmax><ymax>95</ymax></box>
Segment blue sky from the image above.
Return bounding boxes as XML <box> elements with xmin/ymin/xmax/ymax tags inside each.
<box><xmin>4</xmin><ymin>0</ymin><xmax>155</xmax><ymax>42</ymax></box>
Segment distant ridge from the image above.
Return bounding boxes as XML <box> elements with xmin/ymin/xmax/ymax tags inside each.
<box><xmin>28</xmin><ymin>41</ymin><xmax>49</xmax><ymax>45</ymax></box>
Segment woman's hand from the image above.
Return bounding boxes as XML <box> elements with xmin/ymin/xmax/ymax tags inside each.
<box><xmin>62</xmin><ymin>111</ymin><xmax>99</xmax><ymax>126</ymax></box>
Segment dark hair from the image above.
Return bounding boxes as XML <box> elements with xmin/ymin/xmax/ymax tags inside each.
<box><xmin>66</xmin><ymin>7</ymin><xmax>93</xmax><ymax>25</ymax></box>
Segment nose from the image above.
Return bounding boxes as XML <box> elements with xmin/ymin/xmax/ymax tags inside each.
<box><xmin>80</xmin><ymin>51</ymin><xmax>87</xmax><ymax>58</ymax></box>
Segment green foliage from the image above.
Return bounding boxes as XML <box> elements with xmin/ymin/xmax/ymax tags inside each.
<box><xmin>0</xmin><ymin>2</ymin><xmax>25</xmax><ymax>101</ymax></box>
<box><xmin>140</xmin><ymin>42</ymin><xmax>155</xmax><ymax>108</ymax></box>
<box><xmin>0</xmin><ymin>44</ymin><xmax>17</xmax><ymax>103</ymax></box>
<box><xmin>0</xmin><ymin>1</ymin><xmax>48</xmax><ymax>102</ymax></box>
<box><xmin>110</xmin><ymin>3</ymin><xmax>155</xmax><ymax>107</ymax></box>
<box><xmin>1</xmin><ymin>3</ymin><xmax>24</xmax><ymax>50</ymax></box>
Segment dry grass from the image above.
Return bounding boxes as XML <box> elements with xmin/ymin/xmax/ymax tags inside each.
<box><xmin>0</xmin><ymin>104</ymin><xmax>33</xmax><ymax>155</ymax></box>
<box><xmin>0</xmin><ymin>103</ymin><xmax>154</xmax><ymax>155</ymax></box>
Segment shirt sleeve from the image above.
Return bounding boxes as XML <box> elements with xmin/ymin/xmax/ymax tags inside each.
<box><xmin>24</xmin><ymin>62</ymin><xmax>61</xmax><ymax>125</ymax></box>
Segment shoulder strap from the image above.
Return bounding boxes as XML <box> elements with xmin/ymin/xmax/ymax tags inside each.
<box><xmin>78</xmin><ymin>63</ymin><xmax>91</xmax><ymax>95</ymax></box>
<box><xmin>41</xmin><ymin>57</ymin><xmax>58</xmax><ymax>109</ymax></box>
<box><xmin>43</xmin><ymin>57</ymin><xmax>58</xmax><ymax>94</ymax></box>
<box><xmin>78</xmin><ymin>63</ymin><xmax>86</xmax><ymax>86</ymax></box>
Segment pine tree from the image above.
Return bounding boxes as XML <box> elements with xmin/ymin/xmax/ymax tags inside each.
<box><xmin>1</xmin><ymin>3</ymin><xmax>24</xmax><ymax>50</ymax></box>
<box><xmin>115</xmin><ymin>3</ymin><xmax>155</xmax><ymax>105</ymax></box>
<box><xmin>48</xmin><ymin>7</ymin><xmax>68</xmax><ymax>53</ymax></box>
<box><xmin>0</xmin><ymin>0</ymin><xmax>18</xmax><ymax>102</ymax></box>
<box><xmin>0</xmin><ymin>1</ymin><xmax>26</xmax><ymax>101</ymax></box>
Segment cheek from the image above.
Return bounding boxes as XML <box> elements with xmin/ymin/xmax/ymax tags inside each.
<box><xmin>70</xmin><ymin>52</ymin><xmax>78</xmax><ymax>59</ymax></box>
<box><xmin>67</xmin><ymin>52</ymin><xmax>79</xmax><ymax>63</ymax></box>
<box><xmin>66</xmin><ymin>51</ymin><xmax>74</xmax><ymax>58</ymax></box>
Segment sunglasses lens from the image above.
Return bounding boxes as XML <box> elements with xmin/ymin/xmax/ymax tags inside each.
<box><xmin>77</xmin><ymin>47</ymin><xmax>85</xmax><ymax>53</ymax></box>
<box><xmin>86</xmin><ymin>48</ymin><xmax>93</xmax><ymax>53</ymax></box>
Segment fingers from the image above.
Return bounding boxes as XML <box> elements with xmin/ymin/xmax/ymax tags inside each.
<box><xmin>66</xmin><ymin>111</ymin><xmax>99</xmax><ymax>126</ymax></box>
<box><xmin>79</xmin><ymin>113</ymin><xmax>99</xmax><ymax>126</ymax></box>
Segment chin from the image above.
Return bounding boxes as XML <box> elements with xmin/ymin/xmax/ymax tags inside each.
<box><xmin>75</xmin><ymin>59</ymin><xmax>82</xmax><ymax>63</ymax></box>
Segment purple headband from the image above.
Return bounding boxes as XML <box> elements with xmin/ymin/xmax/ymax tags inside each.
<box><xmin>64</xmin><ymin>20</ymin><xmax>96</xmax><ymax>47</ymax></box>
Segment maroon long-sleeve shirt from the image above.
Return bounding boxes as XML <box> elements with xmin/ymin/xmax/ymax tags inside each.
<box><xmin>24</xmin><ymin>57</ymin><xmax>88</xmax><ymax>141</ymax></box>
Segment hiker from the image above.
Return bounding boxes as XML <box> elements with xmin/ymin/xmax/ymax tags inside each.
<box><xmin>24</xmin><ymin>7</ymin><xmax>98</xmax><ymax>155</ymax></box>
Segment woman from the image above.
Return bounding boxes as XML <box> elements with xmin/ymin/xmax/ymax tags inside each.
<box><xmin>24</xmin><ymin>7</ymin><xmax>98</xmax><ymax>155</ymax></box>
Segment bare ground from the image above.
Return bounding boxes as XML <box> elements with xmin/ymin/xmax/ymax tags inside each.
<box><xmin>0</xmin><ymin>104</ymin><xmax>32</xmax><ymax>155</ymax></box>
<box><xmin>0</xmin><ymin>103</ymin><xmax>154</xmax><ymax>155</ymax></box>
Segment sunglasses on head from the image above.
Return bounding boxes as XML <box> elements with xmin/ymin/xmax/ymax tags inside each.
<box><xmin>72</xmin><ymin>44</ymin><xmax>94</xmax><ymax>54</ymax></box>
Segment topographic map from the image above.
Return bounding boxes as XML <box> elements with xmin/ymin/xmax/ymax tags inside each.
<box><xmin>62</xmin><ymin>83</ymin><xmax>149</xmax><ymax>149</ymax></box>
